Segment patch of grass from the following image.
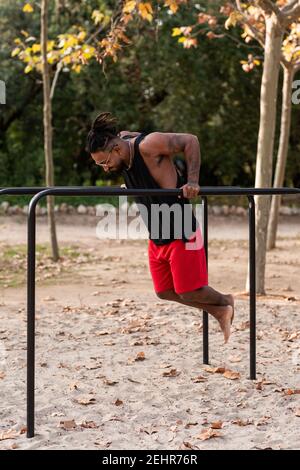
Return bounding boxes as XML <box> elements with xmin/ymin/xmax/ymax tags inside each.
<box><xmin>0</xmin><ymin>242</ymin><xmax>96</xmax><ymax>288</ymax></box>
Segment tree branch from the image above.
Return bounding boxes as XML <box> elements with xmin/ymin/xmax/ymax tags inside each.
<box><xmin>50</xmin><ymin>61</ymin><xmax>63</xmax><ymax>100</ymax></box>
<box><xmin>255</xmin><ymin>0</ymin><xmax>282</xmax><ymax>18</ymax></box>
<box><xmin>282</xmin><ymin>0</ymin><xmax>299</xmax><ymax>13</ymax></box>
<box><xmin>235</xmin><ymin>1</ymin><xmax>266</xmax><ymax>48</ymax></box>
<box><xmin>283</xmin><ymin>1</ymin><xmax>300</xmax><ymax>23</ymax></box>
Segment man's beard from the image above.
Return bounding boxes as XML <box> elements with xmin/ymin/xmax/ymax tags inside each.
<box><xmin>114</xmin><ymin>160</ymin><xmax>127</xmax><ymax>174</ymax></box>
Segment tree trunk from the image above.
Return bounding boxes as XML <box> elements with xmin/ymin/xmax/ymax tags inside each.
<box><xmin>246</xmin><ymin>14</ymin><xmax>282</xmax><ymax>294</ymax></box>
<box><xmin>267</xmin><ymin>64</ymin><xmax>294</xmax><ymax>250</ymax></box>
<box><xmin>41</xmin><ymin>0</ymin><xmax>59</xmax><ymax>261</ymax></box>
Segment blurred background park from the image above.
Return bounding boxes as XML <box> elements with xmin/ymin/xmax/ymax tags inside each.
<box><xmin>1</xmin><ymin>0</ymin><xmax>299</xmax><ymax>200</ymax></box>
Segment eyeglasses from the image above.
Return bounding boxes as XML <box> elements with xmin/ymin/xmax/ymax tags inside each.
<box><xmin>95</xmin><ymin>146</ymin><xmax>114</xmax><ymax>169</ymax></box>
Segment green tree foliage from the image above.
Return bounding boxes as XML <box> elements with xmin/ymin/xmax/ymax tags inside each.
<box><xmin>1</xmin><ymin>0</ymin><xmax>299</xmax><ymax>190</ymax></box>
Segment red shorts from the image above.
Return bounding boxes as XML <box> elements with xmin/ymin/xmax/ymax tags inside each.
<box><xmin>148</xmin><ymin>227</ymin><xmax>208</xmax><ymax>295</ymax></box>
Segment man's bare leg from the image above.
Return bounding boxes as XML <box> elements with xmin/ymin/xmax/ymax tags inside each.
<box><xmin>157</xmin><ymin>287</ymin><xmax>234</xmax><ymax>343</ymax></box>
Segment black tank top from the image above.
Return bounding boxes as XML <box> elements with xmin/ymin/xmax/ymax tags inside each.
<box><xmin>121</xmin><ymin>133</ymin><xmax>199</xmax><ymax>245</ymax></box>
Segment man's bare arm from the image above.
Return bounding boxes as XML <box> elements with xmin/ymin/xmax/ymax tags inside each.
<box><xmin>141</xmin><ymin>132</ymin><xmax>201</xmax><ymax>185</ymax></box>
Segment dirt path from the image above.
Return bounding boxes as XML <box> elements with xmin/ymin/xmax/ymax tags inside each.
<box><xmin>0</xmin><ymin>214</ymin><xmax>299</xmax><ymax>449</ymax></box>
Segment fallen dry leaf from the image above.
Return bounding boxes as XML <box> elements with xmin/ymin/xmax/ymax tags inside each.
<box><xmin>182</xmin><ymin>441</ymin><xmax>194</xmax><ymax>449</ymax></box>
<box><xmin>0</xmin><ymin>429</ymin><xmax>18</xmax><ymax>441</ymax></box>
<box><xmin>134</xmin><ymin>352</ymin><xmax>145</xmax><ymax>362</ymax></box>
<box><xmin>197</xmin><ymin>428</ymin><xmax>222</xmax><ymax>441</ymax></box>
<box><xmin>95</xmin><ymin>331</ymin><xmax>110</xmax><ymax>336</ymax></box>
<box><xmin>184</xmin><ymin>422</ymin><xmax>198</xmax><ymax>429</ymax></box>
<box><xmin>295</xmin><ymin>409</ymin><xmax>300</xmax><ymax>417</ymax></box>
<box><xmin>228</xmin><ymin>355</ymin><xmax>242</xmax><ymax>363</ymax></box>
<box><xmin>0</xmin><ymin>371</ymin><xmax>5</xmax><ymax>379</ymax></box>
<box><xmin>103</xmin><ymin>378</ymin><xmax>118</xmax><ymax>386</ymax></box>
<box><xmin>69</xmin><ymin>382</ymin><xmax>79</xmax><ymax>390</ymax></box>
<box><xmin>130</xmin><ymin>340</ymin><xmax>144</xmax><ymax>346</ymax></box>
<box><xmin>160</xmin><ymin>363</ymin><xmax>173</xmax><ymax>369</ymax></box>
<box><xmin>114</xmin><ymin>399</ymin><xmax>123</xmax><ymax>406</ymax></box>
<box><xmin>204</xmin><ymin>366</ymin><xmax>226</xmax><ymax>374</ymax></box>
<box><xmin>140</xmin><ymin>426</ymin><xmax>158</xmax><ymax>435</ymax></box>
<box><xmin>162</xmin><ymin>368</ymin><xmax>180</xmax><ymax>377</ymax></box>
<box><xmin>191</xmin><ymin>375</ymin><xmax>207</xmax><ymax>383</ymax></box>
<box><xmin>59</xmin><ymin>420</ymin><xmax>77</xmax><ymax>430</ymax></box>
<box><xmin>127</xmin><ymin>377</ymin><xmax>141</xmax><ymax>384</ymax></box>
<box><xmin>80</xmin><ymin>421</ymin><xmax>98</xmax><ymax>429</ymax></box>
<box><xmin>74</xmin><ymin>396</ymin><xmax>96</xmax><ymax>406</ymax></box>
<box><xmin>231</xmin><ymin>419</ymin><xmax>253</xmax><ymax>426</ymax></box>
<box><xmin>283</xmin><ymin>388</ymin><xmax>300</xmax><ymax>396</ymax></box>
<box><xmin>85</xmin><ymin>362</ymin><xmax>102</xmax><ymax>370</ymax></box>
<box><xmin>210</xmin><ymin>421</ymin><xmax>223</xmax><ymax>429</ymax></box>
<box><xmin>223</xmin><ymin>369</ymin><xmax>241</xmax><ymax>380</ymax></box>
<box><xmin>255</xmin><ymin>416</ymin><xmax>271</xmax><ymax>427</ymax></box>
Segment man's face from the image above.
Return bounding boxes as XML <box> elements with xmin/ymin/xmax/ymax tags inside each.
<box><xmin>91</xmin><ymin>144</ymin><xmax>125</xmax><ymax>173</ymax></box>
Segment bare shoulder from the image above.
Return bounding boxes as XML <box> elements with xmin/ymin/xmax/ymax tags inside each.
<box><xmin>140</xmin><ymin>132</ymin><xmax>199</xmax><ymax>158</ymax></box>
<box><xmin>118</xmin><ymin>130</ymin><xmax>141</xmax><ymax>137</ymax></box>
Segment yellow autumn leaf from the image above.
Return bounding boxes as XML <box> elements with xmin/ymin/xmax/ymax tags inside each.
<box><xmin>47</xmin><ymin>40</ymin><xmax>55</xmax><ymax>52</ymax></box>
<box><xmin>123</xmin><ymin>0</ymin><xmax>136</xmax><ymax>14</ymax></box>
<box><xmin>11</xmin><ymin>47</ymin><xmax>21</xmax><ymax>57</ymax></box>
<box><xmin>178</xmin><ymin>37</ymin><xmax>186</xmax><ymax>43</ymax></box>
<box><xmin>182</xmin><ymin>38</ymin><xmax>197</xmax><ymax>49</ymax></box>
<box><xmin>21</xmin><ymin>30</ymin><xmax>29</xmax><ymax>37</ymax></box>
<box><xmin>92</xmin><ymin>10</ymin><xmax>104</xmax><ymax>25</ymax></box>
<box><xmin>225</xmin><ymin>11</ymin><xmax>243</xmax><ymax>30</ymax></box>
<box><xmin>14</xmin><ymin>38</ymin><xmax>22</xmax><ymax>45</ymax></box>
<box><xmin>82</xmin><ymin>46</ymin><xmax>95</xmax><ymax>61</ymax></box>
<box><xmin>73</xmin><ymin>64</ymin><xmax>82</xmax><ymax>73</ymax></box>
<box><xmin>77</xmin><ymin>31</ymin><xmax>87</xmax><ymax>42</ymax></box>
<box><xmin>23</xmin><ymin>3</ymin><xmax>34</xmax><ymax>13</ymax></box>
<box><xmin>32</xmin><ymin>44</ymin><xmax>41</xmax><ymax>53</ymax></box>
<box><xmin>138</xmin><ymin>2</ymin><xmax>153</xmax><ymax>22</ymax></box>
<box><xmin>24</xmin><ymin>64</ymin><xmax>33</xmax><ymax>73</ymax></box>
<box><xmin>253</xmin><ymin>59</ymin><xmax>260</xmax><ymax>66</ymax></box>
<box><xmin>164</xmin><ymin>0</ymin><xmax>179</xmax><ymax>14</ymax></box>
<box><xmin>62</xmin><ymin>55</ymin><xmax>71</xmax><ymax>65</ymax></box>
<box><xmin>172</xmin><ymin>27</ymin><xmax>182</xmax><ymax>37</ymax></box>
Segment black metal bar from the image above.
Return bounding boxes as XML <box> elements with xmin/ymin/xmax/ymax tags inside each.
<box><xmin>248</xmin><ymin>196</ymin><xmax>256</xmax><ymax>380</ymax></box>
<box><xmin>202</xmin><ymin>196</ymin><xmax>209</xmax><ymax>364</ymax></box>
<box><xmin>1</xmin><ymin>186</ymin><xmax>299</xmax><ymax>197</ymax></box>
<box><xmin>27</xmin><ymin>196</ymin><xmax>37</xmax><ymax>438</ymax></box>
<box><xmin>1</xmin><ymin>185</ymin><xmax>298</xmax><ymax>438</ymax></box>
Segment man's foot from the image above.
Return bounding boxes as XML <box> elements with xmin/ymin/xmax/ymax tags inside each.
<box><xmin>217</xmin><ymin>305</ymin><xmax>233</xmax><ymax>344</ymax></box>
<box><xmin>227</xmin><ymin>294</ymin><xmax>235</xmax><ymax>325</ymax></box>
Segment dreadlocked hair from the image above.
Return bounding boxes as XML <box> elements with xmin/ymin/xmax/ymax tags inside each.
<box><xmin>86</xmin><ymin>112</ymin><xmax>119</xmax><ymax>153</ymax></box>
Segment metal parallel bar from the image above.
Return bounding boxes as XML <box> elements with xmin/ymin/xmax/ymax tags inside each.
<box><xmin>248</xmin><ymin>196</ymin><xmax>256</xmax><ymax>380</ymax></box>
<box><xmin>1</xmin><ymin>186</ymin><xmax>299</xmax><ymax>437</ymax></box>
<box><xmin>202</xmin><ymin>196</ymin><xmax>209</xmax><ymax>364</ymax></box>
<box><xmin>27</xmin><ymin>198</ymin><xmax>36</xmax><ymax>438</ymax></box>
<box><xmin>1</xmin><ymin>186</ymin><xmax>300</xmax><ymax>197</ymax></box>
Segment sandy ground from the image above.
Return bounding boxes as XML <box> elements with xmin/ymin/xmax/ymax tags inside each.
<box><xmin>0</xmin><ymin>213</ymin><xmax>299</xmax><ymax>450</ymax></box>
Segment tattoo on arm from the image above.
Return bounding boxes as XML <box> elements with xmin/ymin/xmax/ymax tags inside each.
<box><xmin>168</xmin><ymin>135</ymin><xmax>187</xmax><ymax>155</ymax></box>
<box><xmin>188</xmin><ymin>162</ymin><xmax>200</xmax><ymax>180</ymax></box>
